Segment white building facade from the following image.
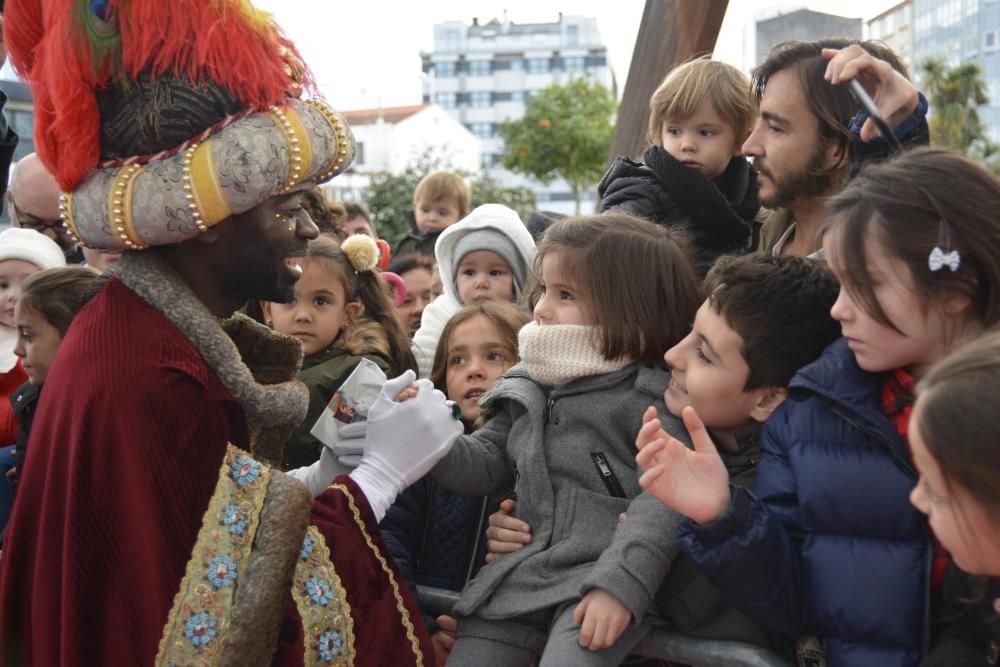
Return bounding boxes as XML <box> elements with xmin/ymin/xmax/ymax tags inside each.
<box><xmin>421</xmin><ymin>14</ymin><xmax>616</xmax><ymax>214</ymax></box>
<box><xmin>327</xmin><ymin>103</ymin><xmax>481</xmax><ymax>203</ymax></box>
<box><xmin>868</xmin><ymin>1</ymin><xmax>915</xmax><ymax>76</ymax></box>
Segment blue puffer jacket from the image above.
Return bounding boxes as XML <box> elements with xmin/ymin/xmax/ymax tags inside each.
<box><xmin>679</xmin><ymin>338</ymin><xmax>931</xmax><ymax>667</ymax></box>
<box><xmin>380</xmin><ymin>478</ymin><xmax>498</xmax><ymax>634</ymax></box>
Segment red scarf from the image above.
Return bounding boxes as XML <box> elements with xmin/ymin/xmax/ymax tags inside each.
<box><xmin>881</xmin><ymin>368</ymin><xmax>949</xmax><ymax>592</ymax></box>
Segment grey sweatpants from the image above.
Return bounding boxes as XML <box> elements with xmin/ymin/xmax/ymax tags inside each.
<box><xmin>446</xmin><ymin>601</ymin><xmax>651</xmax><ymax>667</ymax></box>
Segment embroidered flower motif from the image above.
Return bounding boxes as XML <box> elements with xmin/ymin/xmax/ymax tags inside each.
<box><xmin>300</xmin><ymin>536</ymin><xmax>315</xmax><ymax>561</ymax></box>
<box><xmin>222</xmin><ymin>504</ymin><xmax>246</xmax><ymax>535</ymax></box>
<box><xmin>230</xmin><ymin>456</ymin><xmax>261</xmax><ymax>488</ymax></box>
<box><xmin>207</xmin><ymin>554</ymin><xmax>238</xmax><ymax>589</ymax></box>
<box><xmin>318</xmin><ymin>631</ymin><xmax>343</xmax><ymax>662</ymax></box>
<box><xmin>184</xmin><ymin>612</ymin><xmax>218</xmax><ymax>647</ymax></box>
<box><xmin>306</xmin><ymin>576</ymin><xmax>333</xmax><ymax>606</ymax></box>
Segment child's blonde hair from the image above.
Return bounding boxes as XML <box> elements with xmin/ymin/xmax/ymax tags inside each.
<box><xmin>412</xmin><ymin>171</ymin><xmax>471</xmax><ymax>218</ymax></box>
<box><xmin>647</xmin><ymin>56</ymin><xmax>757</xmax><ymax>147</ymax></box>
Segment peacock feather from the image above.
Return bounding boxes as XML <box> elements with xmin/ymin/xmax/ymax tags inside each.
<box><xmin>76</xmin><ymin>0</ymin><xmax>121</xmax><ymax>77</ymax></box>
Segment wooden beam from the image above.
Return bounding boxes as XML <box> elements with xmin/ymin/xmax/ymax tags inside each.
<box><xmin>610</xmin><ymin>0</ymin><xmax>729</xmax><ymax>161</ymax></box>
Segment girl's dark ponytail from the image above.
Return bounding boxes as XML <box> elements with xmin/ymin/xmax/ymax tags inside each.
<box><xmin>340</xmin><ymin>236</ymin><xmax>417</xmax><ymax>376</ymax></box>
<box><xmin>353</xmin><ymin>269</ymin><xmax>417</xmax><ymax>375</ymax></box>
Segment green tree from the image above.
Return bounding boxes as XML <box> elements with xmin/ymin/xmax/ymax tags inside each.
<box><xmin>469</xmin><ymin>174</ymin><xmax>536</xmax><ymax>223</ymax></box>
<box><xmin>499</xmin><ymin>76</ymin><xmax>616</xmax><ymax>213</ymax></box>
<box><xmin>362</xmin><ymin>150</ymin><xmax>536</xmax><ymax>251</ymax></box>
<box><xmin>922</xmin><ymin>58</ymin><xmax>999</xmax><ymax>165</ymax></box>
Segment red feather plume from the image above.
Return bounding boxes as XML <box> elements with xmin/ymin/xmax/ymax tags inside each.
<box><xmin>3</xmin><ymin>0</ymin><xmax>314</xmax><ymax>191</ymax></box>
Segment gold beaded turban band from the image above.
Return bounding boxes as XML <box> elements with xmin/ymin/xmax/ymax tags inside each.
<box><xmin>5</xmin><ymin>0</ymin><xmax>356</xmax><ymax>250</ymax></box>
<box><xmin>61</xmin><ymin>98</ymin><xmax>354</xmax><ymax>250</ymax></box>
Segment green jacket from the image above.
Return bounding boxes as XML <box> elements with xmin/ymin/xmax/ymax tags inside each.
<box><xmin>283</xmin><ymin>345</ymin><xmax>389</xmax><ymax>469</ymax></box>
<box><xmin>756</xmin><ymin>208</ymin><xmax>794</xmax><ymax>256</ymax></box>
<box><xmin>655</xmin><ymin>423</ymin><xmax>771</xmax><ymax>648</ymax></box>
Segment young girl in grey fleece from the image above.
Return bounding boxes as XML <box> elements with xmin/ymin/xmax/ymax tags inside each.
<box><xmin>424</xmin><ymin>213</ymin><xmax>701</xmax><ymax>665</ymax></box>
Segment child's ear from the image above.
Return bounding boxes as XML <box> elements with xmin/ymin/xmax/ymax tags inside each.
<box><xmin>260</xmin><ymin>301</ymin><xmax>273</xmax><ymax>326</ymax></box>
<box><xmin>344</xmin><ymin>300</ymin><xmax>363</xmax><ymax>328</ymax></box>
<box><xmin>942</xmin><ymin>290</ymin><xmax>974</xmax><ymax>317</ymax></box>
<box><xmin>748</xmin><ymin>386</ymin><xmax>788</xmax><ymax>423</ymax></box>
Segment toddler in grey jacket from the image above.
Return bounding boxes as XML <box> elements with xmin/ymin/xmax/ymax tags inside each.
<box><xmin>425</xmin><ymin>214</ymin><xmax>701</xmax><ymax>666</ymax></box>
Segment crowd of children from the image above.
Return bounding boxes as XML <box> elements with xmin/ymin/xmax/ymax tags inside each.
<box><xmin>3</xmin><ymin>29</ymin><xmax>1000</xmax><ymax>667</ymax></box>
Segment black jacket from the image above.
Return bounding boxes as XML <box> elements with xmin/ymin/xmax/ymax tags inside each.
<box><xmin>923</xmin><ymin>562</ymin><xmax>1000</xmax><ymax>666</ymax></box>
<box><xmin>8</xmin><ymin>381</ymin><xmax>40</xmax><ymax>494</ymax></box>
<box><xmin>395</xmin><ymin>230</ymin><xmax>441</xmax><ymax>259</ymax></box>
<box><xmin>597</xmin><ymin>146</ymin><xmax>759</xmax><ymax>276</ymax></box>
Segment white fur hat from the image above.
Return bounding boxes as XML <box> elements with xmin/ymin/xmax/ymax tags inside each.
<box><xmin>0</xmin><ymin>228</ymin><xmax>67</xmax><ymax>270</ymax></box>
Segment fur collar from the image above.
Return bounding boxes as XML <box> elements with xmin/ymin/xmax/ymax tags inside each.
<box><xmin>341</xmin><ymin>315</ymin><xmax>391</xmax><ymax>359</ymax></box>
<box><xmin>111</xmin><ymin>252</ymin><xmax>308</xmax><ymax>438</ymax></box>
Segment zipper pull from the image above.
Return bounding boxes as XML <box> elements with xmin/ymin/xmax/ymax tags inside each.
<box><xmin>543</xmin><ymin>397</ymin><xmax>555</xmax><ymax>424</ymax></box>
<box><xmin>590</xmin><ymin>452</ymin><xmax>627</xmax><ymax>498</ymax></box>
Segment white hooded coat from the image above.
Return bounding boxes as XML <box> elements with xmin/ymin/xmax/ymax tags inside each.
<box><xmin>411</xmin><ymin>204</ymin><xmax>536</xmax><ymax>377</ymax></box>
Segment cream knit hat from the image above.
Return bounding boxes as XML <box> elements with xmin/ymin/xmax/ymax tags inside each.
<box><xmin>0</xmin><ymin>228</ymin><xmax>67</xmax><ymax>270</ymax></box>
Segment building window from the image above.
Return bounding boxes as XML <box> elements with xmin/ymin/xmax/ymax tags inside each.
<box><xmin>470</xmin><ymin>91</ymin><xmax>492</xmax><ymax>107</ymax></box>
<box><xmin>435</xmin><ymin>62</ymin><xmax>456</xmax><ymax>77</ymax></box>
<box><xmin>468</xmin><ymin>60</ymin><xmax>491</xmax><ymax>76</ymax></box>
<box><xmin>511</xmin><ymin>91</ymin><xmax>526</xmax><ymax>102</ymax></box>
<box><xmin>435</xmin><ymin>92</ymin><xmax>457</xmax><ymax>108</ymax></box>
<box><xmin>354</xmin><ymin>141</ymin><xmax>365</xmax><ymax>165</ymax></box>
<box><xmin>566</xmin><ymin>25</ymin><xmax>580</xmax><ymax>47</ymax></box>
<box><xmin>445</xmin><ymin>29</ymin><xmax>461</xmax><ymax>50</ymax></box>
<box><xmin>564</xmin><ymin>57</ymin><xmax>586</xmax><ymax>73</ymax></box>
<box><xmin>527</xmin><ymin>58</ymin><xmax>550</xmax><ymax>74</ymax></box>
<box><xmin>510</xmin><ymin>59</ymin><xmax>523</xmax><ymax>72</ymax></box>
<box><xmin>470</xmin><ymin>122</ymin><xmax>493</xmax><ymax>138</ymax></box>
<box><xmin>986</xmin><ymin>30</ymin><xmax>997</xmax><ymax>52</ymax></box>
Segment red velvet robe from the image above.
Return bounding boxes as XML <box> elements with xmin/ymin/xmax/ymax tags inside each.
<box><xmin>0</xmin><ymin>278</ymin><xmax>432</xmax><ymax>665</ymax></box>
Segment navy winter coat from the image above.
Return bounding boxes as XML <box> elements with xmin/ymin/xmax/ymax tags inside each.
<box><xmin>380</xmin><ymin>478</ymin><xmax>497</xmax><ymax>634</ymax></box>
<box><xmin>679</xmin><ymin>338</ymin><xmax>931</xmax><ymax>667</ymax></box>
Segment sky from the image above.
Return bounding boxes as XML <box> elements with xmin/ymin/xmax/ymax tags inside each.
<box><xmin>256</xmin><ymin>0</ymin><xmax>905</xmax><ymax>111</ymax></box>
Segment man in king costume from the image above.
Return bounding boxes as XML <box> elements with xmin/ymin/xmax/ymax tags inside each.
<box><xmin>0</xmin><ymin>0</ymin><xmax>462</xmax><ymax>664</ymax></box>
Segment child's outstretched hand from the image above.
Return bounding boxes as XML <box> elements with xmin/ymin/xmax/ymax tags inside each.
<box><xmin>635</xmin><ymin>405</ymin><xmax>731</xmax><ymax>525</ymax></box>
<box><xmin>573</xmin><ymin>588</ymin><xmax>631</xmax><ymax>651</ymax></box>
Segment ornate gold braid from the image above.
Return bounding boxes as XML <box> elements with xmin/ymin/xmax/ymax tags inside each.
<box><xmin>328</xmin><ymin>483</ymin><xmax>425</xmax><ymax>667</ymax></box>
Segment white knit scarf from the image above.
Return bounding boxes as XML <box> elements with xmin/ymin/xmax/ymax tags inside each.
<box><xmin>518</xmin><ymin>321</ymin><xmax>632</xmax><ymax>387</ymax></box>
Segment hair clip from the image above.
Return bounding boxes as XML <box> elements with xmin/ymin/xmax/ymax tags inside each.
<box><xmin>928</xmin><ymin>246</ymin><xmax>960</xmax><ymax>272</ymax></box>
<box><xmin>929</xmin><ymin>218</ymin><xmax>961</xmax><ymax>272</ymax></box>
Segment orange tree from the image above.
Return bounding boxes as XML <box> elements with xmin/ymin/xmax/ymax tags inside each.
<box><xmin>499</xmin><ymin>76</ymin><xmax>616</xmax><ymax>213</ymax></box>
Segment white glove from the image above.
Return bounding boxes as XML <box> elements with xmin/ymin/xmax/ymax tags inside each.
<box><xmin>332</xmin><ymin>422</ymin><xmax>367</xmax><ymax>457</ymax></box>
<box><xmin>350</xmin><ymin>370</ymin><xmax>463</xmax><ymax>522</ymax></box>
<box><xmin>286</xmin><ymin>446</ymin><xmax>351</xmax><ymax>498</ymax></box>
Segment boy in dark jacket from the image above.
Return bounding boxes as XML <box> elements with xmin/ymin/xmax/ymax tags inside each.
<box><xmin>647</xmin><ymin>254</ymin><xmax>841</xmax><ymax>652</ymax></box>
<box><xmin>598</xmin><ymin>57</ymin><xmax>760</xmax><ymax>276</ymax></box>
<box><xmin>395</xmin><ymin>171</ymin><xmax>470</xmax><ymax>258</ymax></box>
